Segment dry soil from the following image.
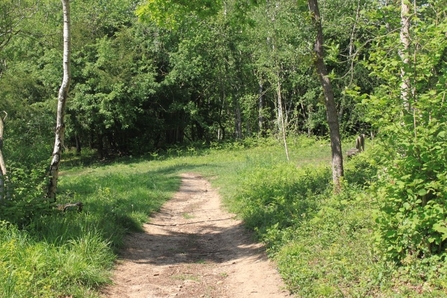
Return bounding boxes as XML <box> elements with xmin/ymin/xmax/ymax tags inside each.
<box><xmin>101</xmin><ymin>172</ymin><xmax>291</xmax><ymax>298</ymax></box>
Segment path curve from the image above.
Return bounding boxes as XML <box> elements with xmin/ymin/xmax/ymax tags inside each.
<box><xmin>102</xmin><ymin>172</ymin><xmax>290</xmax><ymax>298</ymax></box>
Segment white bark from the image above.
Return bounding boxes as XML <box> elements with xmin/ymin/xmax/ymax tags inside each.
<box><xmin>0</xmin><ymin>112</ymin><xmax>6</xmax><ymax>200</ymax></box>
<box><xmin>276</xmin><ymin>80</ymin><xmax>290</xmax><ymax>161</ymax></box>
<box><xmin>258</xmin><ymin>81</ymin><xmax>264</xmax><ymax>134</ymax></box>
<box><xmin>268</xmin><ymin>1</ymin><xmax>289</xmax><ymax>160</ymax></box>
<box><xmin>400</xmin><ymin>0</ymin><xmax>411</xmax><ymax>111</ymax></box>
<box><xmin>47</xmin><ymin>0</ymin><xmax>70</xmax><ymax>201</ymax></box>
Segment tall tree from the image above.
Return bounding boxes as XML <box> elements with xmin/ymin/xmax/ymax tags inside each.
<box><xmin>362</xmin><ymin>0</ymin><xmax>447</xmax><ymax>262</ymax></box>
<box><xmin>247</xmin><ymin>0</ymin><xmax>310</xmax><ymax>155</ymax></box>
<box><xmin>308</xmin><ymin>0</ymin><xmax>344</xmax><ymax>191</ymax></box>
<box><xmin>399</xmin><ymin>0</ymin><xmax>411</xmax><ymax>111</ymax></box>
<box><xmin>47</xmin><ymin>0</ymin><xmax>71</xmax><ymax>201</ymax></box>
<box><xmin>0</xmin><ymin>111</ymin><xmax>7</xmax><ymax>200</ymax></box>
<box><xmin>269</xmin><ymin>1</ymin><xmax>289</xmax><ymax>160</ymax></box>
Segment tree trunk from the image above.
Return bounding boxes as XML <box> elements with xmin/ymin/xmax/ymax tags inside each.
<box><xmin>258</xmin><ymin>80</ymin><xmax>264</xmax><ymax>135</ymax></box>
<box><xmin>269</xmin><ymin>1</ymin><xmax>289</xmax><ymax>160</ymax></box>
<box><xmin>75</xmin><ymin>132</ymin><xmax>81</xmax><ymax>155</ymax></box>
<box><xmin>233</xmin><ymin>96</ymin><xmax>242</xmax><ymax>139</ymax></box>
<box><xmin>308</xmin><ymin>0</ymin><xmax>344</xmax><ymax>192</ymax></box>
<box><xmin>0</xmin><ymin>112</ymin><xmax>7</xmax><ymax>200</ymax></box>
<box><xmin>276</xmin><ymin>80</ymin><xmax>290</xmax><ymax>161</ymax></box>
<box><xmin>400</xmin><ymin>0</ymin><xmax>411</xmax><ymax>111</ymax></box>
<box><xmin>47</xmin><ymin>0</ymin><xmax>71</xmax><ymax>201</ymax></box>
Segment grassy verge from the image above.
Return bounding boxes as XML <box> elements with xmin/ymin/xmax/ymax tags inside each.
<box><xmin>0</xmin><ymin>157</ymin><xmax>181</xmax><ymax>297</ymax></box>
<box><xmin>203</xmin><ymin>138</ymin><xmax>447</xmax><ymax>297</ymax></box>
<box><xmin>1</xmin><ymin>136</ymin><xmax>445</xmax><ymax>297</ymax></box>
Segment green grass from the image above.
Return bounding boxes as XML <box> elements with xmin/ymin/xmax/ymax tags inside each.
<box><xmin>0</xmin><ymin>155</ymin><xmax>183</xmax><ymax>297</ymax></box>
<box><xmin>1</xmin><ymin>135</ymin><xmax>446</xmax><ymax>297</ymax></box>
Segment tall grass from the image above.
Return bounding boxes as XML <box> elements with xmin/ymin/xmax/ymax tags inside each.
<box><xmin>0</xmin><ymin>221</ymin><xmax>112</xmax><ymax>297</ymax></box>
<box><xmin>0</xmin><ymin>156</ymin><xmax>181</xmax><ymax>297</ymax></box>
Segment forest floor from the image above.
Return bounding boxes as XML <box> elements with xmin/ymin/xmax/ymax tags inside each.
<box><xmin>101</xmin><ymin>172</ymin><xmax>291</xmax><ymax>298</ymax></box>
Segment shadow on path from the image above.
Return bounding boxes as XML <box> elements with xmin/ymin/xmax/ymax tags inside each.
<box><xmin>118</xmin><ymin>172</ymin><xmax>267</xmax><ymax>266</ymax></box>
<box><xmin>103</xmin><ymin>172</ymin><xmax>290</xmax><ymax>298</ymax></box>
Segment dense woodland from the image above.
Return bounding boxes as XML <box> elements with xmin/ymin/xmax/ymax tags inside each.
<box><xmin>1</xmin><ymin>0</ymin><xmax>377</xmax><ymax>158</ymax></box>
<box><xmin>1</xmin><ymin>0</ymin><xmax>447</xmax><ymax>296</ymax></box>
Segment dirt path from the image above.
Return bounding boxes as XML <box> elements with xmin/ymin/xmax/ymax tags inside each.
<box><xmin>102</xmin><ymin>173</ymin><xmax>291</xmax><ymax>298</ymax></box>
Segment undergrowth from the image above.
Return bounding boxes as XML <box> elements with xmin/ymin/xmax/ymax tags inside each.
<box><xmin>1</xmin><ymin>135</ymin><xmax>447</xmax><ymax>297</ymax></box>
<box><xmin>220</xmin><ymin>149</ymin><xmax>384</xmax><ymax>297</ymax></box>
<box><xmin>204</xmin><ymin>137</ymin><xmax>447</xmax><ymax>297</ymax></box>
<box><xmin>0</xmin><ymin>157</ymin><xmax>180</xmax><ymax>297</ymax></box>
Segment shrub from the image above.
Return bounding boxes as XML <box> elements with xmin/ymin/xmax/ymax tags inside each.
<box><xmin>374</xmin><ymin>123</ymin><xmax>447</xmax><ymax>264</ymax></box>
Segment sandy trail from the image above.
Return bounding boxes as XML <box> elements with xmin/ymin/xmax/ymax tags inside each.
<box><xmin>102</xmin><ymin>172</ymin><xmax>290</xmax><ymax>298</ymax></box>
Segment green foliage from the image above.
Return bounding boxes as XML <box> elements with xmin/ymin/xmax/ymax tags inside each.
<box><xmin>0</xmin><ymin>110</ymin><xmax>54</xmax><ymax>226</ymax></box>
<box><xmin>354</xmin><ymin>0</ymin><xmax>447</xmax><ymax>285</ymax></box>
<box><xmin>231</xmin><ymin>163</ymin><xmax>331</xmax><ymax>251</ymax></box>
<box><xmin>0</xmin><ymin>1</ymin><xmax>36</xmax><ymax>51</ymax></box>
<box><xmin>135</xmin><ymin>0</ymin><xmax>297</xmax><ymax>32</ymax></box>
<box><xmin>203</xmin><ymin>138</ymin><xmax>447</xmax><ymax>296</ymax></box>
<box><xmin>57</xmin><ymin>162</ymin><xmax>181</xmax><ymax>247</ymax></box>
<box><xmin>71</xmin><ymin>27</ymin><xmax>158</xmax><ymax>131</ymax></box>
<box><xmin>2</xmin><ymin>0</ymin><xmax>372</xmax><ymax>165</ymax></box>
<box><xmin>375</xmin><ymin>123</ymin><xmax>447</xmax><ymax>262</ymax></box>
<box><xmin>276</xmin><ymin>185</ymin><xmax>382</xmax><ymax>297</ymax></box>
<box><xmin>0</xmin><ymin>154</ymin><xmax>181</xmax><ymax>297</ymax></box>
<box><xmin>3</xmin><ymin>0</ymin><xmax>447</xmax><ymax>294</ymax></box>
<box><xmin>2</xmin><ymin>136</ymin><xmax>447</xmax><ymax>297</ymax></box>
<box><xmin>136</xmin><ymin>0</ymin><xmax>224</xmax><ymax>28</ymax></box>
<box><xmin>206</xmin><ymin>137</ymin><xmax>393</xmax><ymax>296</ymax></box>
<box><xmin>213</xmin><ymin>140</ymin><xmax>382</xmax><ymax>296</ymax></box>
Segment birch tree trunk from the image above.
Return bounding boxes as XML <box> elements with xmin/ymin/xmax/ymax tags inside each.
<box><xmin>399</xmin><ymin>0</ymin><xmax>411</xmax><ymax>111</ymax></box>
<box><xmin>276</xmin><ymin>79</ymin><xmax>290</xmax><ymax>161</ymax></box>
<box><xmin>0</xmin><ymin>112</ymin><xmax>7</xmax><ymax>200</ymax></box>
<box><xmin>258</xmin><ymin>80</ymin><xmax>264</xmax><ymax>135</ymax></box>
<box><xmin>269</xmin><ymin>1</ymin><xmax>290</xmax><ymax>161</ymax></box>
<box><xmin>47</xmin><ymin>0</ymin><xmax>71</xmax><ymax>201</ymax></box>
<box><xmin>308</xmin><ymin>0</ymin><xmax>344</xmax><ymax>192</ymax></box>
<box><xmin>233</xmin><ymin>96</ymin><xmax>243</xmax><ymax>139</ymax></box>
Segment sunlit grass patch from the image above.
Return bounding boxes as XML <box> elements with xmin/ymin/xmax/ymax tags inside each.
<box><xmin>0</xmin><ymin>222</ymin><xmax>113</xmax><ymax>297</ymax></box>
<box><xmin>0</xmin><ymin>155</ymin><xmax>184</xmax><ymax>297</ymax></box>
<box><xmin>275</xmin><ymin>186</ymin><xmax>381</xmax><ymax>297</ymax></box>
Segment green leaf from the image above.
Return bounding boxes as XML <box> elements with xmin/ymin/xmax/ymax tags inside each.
<box><xmin>433</xmin><ymin>223</ymin><xmax>447</xmax><ymax>241</ymax></box>
<box><xmin>417</xmin><ymin>188</ymin><xmax>427</xmax><ymax>197</ymax></box>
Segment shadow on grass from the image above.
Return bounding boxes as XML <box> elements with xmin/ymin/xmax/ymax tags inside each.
<box><xmin>111</xmin><ymin>171</ymin><xmax>271</xmax><ymax>266</ymax></box>
<box><xmin>230</xmin><ymin>165</ymin><xmax>332</xmax><ymax>250</ymax></box>
<box><xmin>27</xmin><ymin>163</ymin><xmax>217</xmax><ymax>251</ymax></box>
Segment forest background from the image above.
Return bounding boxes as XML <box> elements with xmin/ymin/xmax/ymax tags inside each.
<box><xmin>1</xmin><ymin>0</ymin><xmax>447</xmax><ymax>297</ymax></box>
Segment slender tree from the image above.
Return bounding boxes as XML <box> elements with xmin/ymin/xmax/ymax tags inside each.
<box><xmin>0</xmin><ymin>111</ymin><xmax>7</xmax><ymax>200</ymax></box>
<box><xmin>47</xmin><ymin>0</ymin><xmax>71</xmax><ymax>201</ymax></box>
<box><xmin>399</xmin><ymin>0</ymin><xmax>411</xmax><ymax>111</ymax></box>
<box><xmin>308</xmin><ymin>0</ymin><xmax>344</xmax><ymax>191</ymax></box>
<box><xmin>270</xmin><ymin>1</ymin><xmax>290</xmax><ymax>161</ymax></box>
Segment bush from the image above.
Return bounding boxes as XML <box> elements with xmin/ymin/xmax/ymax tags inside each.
<box><xmin>375</xmin><ymin>123</ymin><xmax>447</xmax><ymax>264</ymax></box>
